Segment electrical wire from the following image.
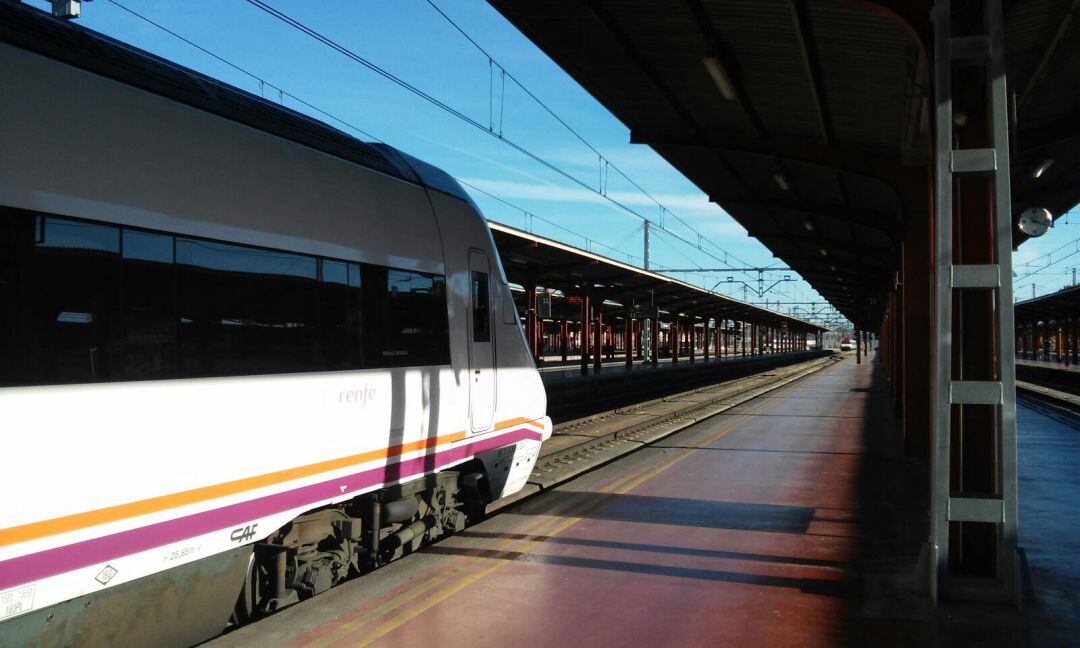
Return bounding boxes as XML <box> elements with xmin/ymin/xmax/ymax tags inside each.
<box><xmin>103</xmin><ymin>0</ymin><xmax>792</xmax><ymax>300</ymax></box>
<box><xmin>243</xmin><ymin>0</ymin><xmax>760</xmax><ymax>279</ymax></box>
<box><xmin>424</xmin><ymin>0</ymin><xmax>762</xmax><ymax>278</ymax></box>
<box><xmin>105</xmin><ymin>0</ymin><xmax>385</xmax><ymax>144</ymax></box>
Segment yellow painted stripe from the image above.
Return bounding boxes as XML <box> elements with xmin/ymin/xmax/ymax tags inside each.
<box><xmin>302</xmin><ymin>446</ymin><xmax>654</xmax><ymax>648</ymax></box>
<box><xmin>0</xmin><ymin>417</ymin><xmax>539</xmax><ymax>549</ymax></box>
<box><xmin>323</xmin><ymin>381</ymin><xmax>818</xmax><ymax>647</ymax></box>
<box><xmin>337</xmin><ymin>412</ymin><xmax>758</xmax><ymax>648</ymax></box>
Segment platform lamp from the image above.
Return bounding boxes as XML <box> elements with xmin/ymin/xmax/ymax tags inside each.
<box><xmin>52</xmin><ymin>0</ymin><xmax>83</xmax><ymax>19</ymax></box>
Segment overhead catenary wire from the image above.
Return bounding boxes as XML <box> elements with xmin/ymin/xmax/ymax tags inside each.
<box><xmin>102</xmin><ymin>0</ymin><xmax>813</xmax><ymax>307</ymax></box>
<box><xmin>243</xmin><ymin>0</ymin><xmax>760</xmax><ymax>280</ymax></box>
<box><xmin>104</xmin><ymin>0</ymin><xmax>386</xmax><ymax>144</ymax></box>
<box><xmin>102</xmin><ymin>1</ymin><xmax>673</xmax><ymax>281</ymax></box>
<box><xmin>424</xmin><ymin>0</ymin><xmax>761</xmax><ymax>276</ymax></box>
<box><xmin>1013</xmin><ymin>233</ymin><xmax>1080</xmax><ymax>281</ymax></box>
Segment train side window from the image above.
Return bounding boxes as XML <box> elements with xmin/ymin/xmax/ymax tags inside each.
<box><xmin>120</xmin><ymin>229</ymin><xmax>177</xmax><ymax>380</ymax></box>
<box><xmin>472</xmin><ymin>271</ymin><xmax>490</xmax><ymax>343</ymax></box>
<box><xmin>176</xmin><ymin>238</ymin><xmax>320</xmax><ymax>377</ymax></box>
<box><xmin>361</xmin><ymin>265</ymin><xmax>450</xmax><ymax>367</ymax></box>
<box><xmin>0</xmin><ymin>212</ymin><xmax>19</xmax><ymax>386</ymax></box>
<box><xmin>321</xmin><ymin>259</ymin><xmax>362</xmax><ymax>369</ymax></box>
<box><xmin>21</xmin><ymin>215</ymin><xmax>121</xmax><ymax>384</ymax></box>
<box><xmin>1</xmin><ymin>208</ymin><xmax>456</xmax><ymax>384</ymax></box>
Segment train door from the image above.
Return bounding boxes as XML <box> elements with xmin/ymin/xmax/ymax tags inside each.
<box><xmin>468</xmin><ymin>250</ymin><xmax>496</xmax><ymax>432</ymax></box>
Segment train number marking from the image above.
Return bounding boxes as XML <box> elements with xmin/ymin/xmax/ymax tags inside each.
<box><xmin>230</xmin><ymin>524</ymin><xmax>259</xmax><ymax>543</ymax></box>
<box><xmin>163</xmin><ymin>545</ymin><xmax>201</xmax><ymax>563</ymax></box>
<box><xmin>0</xmin><ymin>584</ymin><xmax>35</xmax><ymax>620</ymax></box>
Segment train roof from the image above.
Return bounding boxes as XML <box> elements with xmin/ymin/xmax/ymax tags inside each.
<box><xmin>0</xmin><ymin>0</ymin><xmax>470</xmax><ymax>203</ymax></box>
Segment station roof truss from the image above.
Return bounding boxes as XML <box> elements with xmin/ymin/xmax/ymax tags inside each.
<box><xmin>490</xmin><ymin>221</ymin><xmax>827</xmax><ymax>332</ymax></box>
<box><xmin>1014</xmin><ymin>285</ymin><xmax>1080</xmax><ymax>324</ymax></box>
<box><xmin>486</xmin><ymin>0</ymin><xmax>1080</xmax><ymax>329</ymax></box>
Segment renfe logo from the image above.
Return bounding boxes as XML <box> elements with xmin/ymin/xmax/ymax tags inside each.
<box><xmin>339</xmin><ymin>384</ymin><xmax>377</xmax><ymax>406</ymax></box>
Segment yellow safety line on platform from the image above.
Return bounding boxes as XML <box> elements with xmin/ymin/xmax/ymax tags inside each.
<box><xmin>322</xmin><ymin>375</ymin><xmax>818</xmax><ymax>648</ymax></box>
<box><xmin>301</xmin><ymin>451</ymin><xmax>654</xmax><ymax>647</ymax></box>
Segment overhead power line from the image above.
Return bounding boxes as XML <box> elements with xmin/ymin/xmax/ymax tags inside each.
<box><xmin>105</xmin><ymin>0</ymin><xmax>384</xmax><ymax>143</ymax></box>
<box><xmin>105</xmin><ymin>0</ymin><xmax>791</xmax><ymax>297</ymax></box>
<box><xmin>423</xmin><ymin>0</ymin><xmax>743</xmax><ymax>263</ymax></box>
<box><xmin>1013</xmin><ymin>234</ymin><xmax>1080</xmax><ymax>281</ymax></box>
<box><xmin>242</xmin><ymin>0</ymin><xmax>762</xmax><ymax>280</ymax></box>
<box><xmin>102</xmin><ymin>1</ymin><xmax>671</xmax><ymax>278</ymax></box>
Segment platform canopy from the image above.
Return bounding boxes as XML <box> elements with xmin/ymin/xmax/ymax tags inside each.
<box><xmin>486</xmin><ymin>0</ymin><xmax>1080</xmax><ymax>328</ymax></box>
<box><xmin>491</xmin><ymin>221</ymin><xmax>826</xmax><ymax>333</ymax></box>
<box><xmin>1014</xmin><ymin>284</ymin><xmax>1080</xmax><ymax>323</ymax></box>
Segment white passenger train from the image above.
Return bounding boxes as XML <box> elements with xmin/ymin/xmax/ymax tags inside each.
<box><xmin>0</xmin><ymin>3</ymin><xmax>549</xmax><ymax>645</ymax></box>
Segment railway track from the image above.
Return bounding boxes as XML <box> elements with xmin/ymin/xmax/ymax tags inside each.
<box><xmin>491</xmin><ymin>352</ymin><xmax>843</xmax><ymax>512</ymax></box>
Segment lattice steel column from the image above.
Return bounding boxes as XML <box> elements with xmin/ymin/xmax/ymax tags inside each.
<box><xmin>929</xmin><ymin>0</ymin><xmax>1019</xmax><ymax>604</ymax></box>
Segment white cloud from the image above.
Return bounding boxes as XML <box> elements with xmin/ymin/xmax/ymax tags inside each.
<box><xmin>459</xmin><ymin>176</ymin><xmax>729</xmax><ymax>218</ymax></box>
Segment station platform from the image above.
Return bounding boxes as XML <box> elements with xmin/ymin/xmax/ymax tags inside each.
<box><xmin>208</xmin><ymin>353</ymin><xmax>1080</xmax><ymax>647</ymax></box>
<box><xmin>537</xmin><ymin>350</ymin><xmax>821</xmax><ymax>378</ymax></box>
<box><xmin>1016</xmin><ymin>357</ymin><xmax>1080</xmax><ymax>372</ymax></box>
<box><xmin>192</xmin><ymin>356</ymin><xmax>1028</xmax><ymax>643</ymax></box>
<box><xmin>1015</xmin><ymin>357</ymin><xmax>1080</xmax><ymax>396</ymax></box>
<box><xmin>541</xmin><ymin>350</ymin><xmax>830</xmax><ymax>421</ymax></box>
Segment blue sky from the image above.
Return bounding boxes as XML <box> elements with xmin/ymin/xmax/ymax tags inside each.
<box><xmin>27</xmin><ymin>0</ymin><xmax>1076</xmax><ymax>321</ymax></box>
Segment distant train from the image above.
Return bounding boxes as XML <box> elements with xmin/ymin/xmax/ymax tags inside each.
<box><xmin>0</xmin><ymin>3</ymin><xmax>549</xmax><ymax>646</ymax></box>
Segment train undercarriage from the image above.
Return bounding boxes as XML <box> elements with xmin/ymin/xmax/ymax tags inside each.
<box><xmin>232</xmin><ymin>464</ymin><xmax>490</xmax><ymax>624</ymax></box>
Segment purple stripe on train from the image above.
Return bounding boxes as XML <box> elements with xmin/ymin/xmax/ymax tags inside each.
<box><xmin>0</xmin><ymin>428</ymin><xmax>542</xmax><ymax>590</ymax></box>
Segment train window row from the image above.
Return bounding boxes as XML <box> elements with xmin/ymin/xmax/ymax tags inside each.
<box><xmin>0</xmin><ymin>208</ymin><xmax>451</xmax><ymax>387</ymax></box>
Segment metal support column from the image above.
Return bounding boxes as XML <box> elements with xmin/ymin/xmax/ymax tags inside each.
<box><xmin>593</xmin><ymin>307</ymin><xmax>603</xmax><ymax>373</ymax></box>
<box><xmin>525</xmin><ymin>283</ymin><xmax>538</xmax><ymax>362</ymax></box>
<box><xmin>929</xmin><ymin>0</ymin><xmax>1019</xmax><ymax>604</ymax></box>
<box><xmin>625</xmin><ymin>316</ymin><xmax>634</xmax><ymax>368</ymax></box>
<box><xmin>651</xmin><ymin>318</ymin><xmax>659</xmax><ymax>365</ymax></box>
<box><xmin>579</xmin><ymin>294</ymin><xmax>590</xmax><ymax>375</ymax></box>
<box><xmin>703</xmin><ymin>318</ymin><xmax>710</xmax><ymax>360</ymax></box>
<box><xmin>671</xmin><ymin>319</ymin><xmax>679</xmax><ymax>364</ymax></box>
<box><xmin>689</xmin><ymin>320</ymin><xmax>696</xmax><ymax>362</ymax></box>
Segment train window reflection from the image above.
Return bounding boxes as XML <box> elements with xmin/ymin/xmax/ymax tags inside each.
<box><xmin>176</xmin><ymin>239</ymin><xmax>316</xmax><ymax>279</ymax></box>
<box><xmin>122</xmin><ymin>229</ymin><xmax>176</xmax><ymax>380</ymax></box>
<box><xmin>2</xmin><ymin>208</ymin><xmax>453</xmax><ymax>385</ymax></box>
<box><xmin>23</xmin><ymin>214</ymin><xmax>120</xmax><ymax>383</ymax></box>
<box><xmin>320</xmin><ymin>259</ymin><xmax>361</xmax><ymax>369</ymax></box>
<box><xmin>123</xmin><ymin>229</ymin><xmax>173</xmax><ymax>263</ymax></box>
<box><xmin>177</xmin><ymin>237</ymin><xmax>319</xmax><ymax>377</ymax></box>
<box><xmin>472</xmin><ymin>271</ymin><xmax>490</xmax><ymax>343</ymax></box>
<box><xmin>37</xmin><ymin>216</ymin><xmax>120</xmax><ymax>252</ymax></box>
<box><xmin>362</xmin><ymin>266</ymin><xmax>449</xmax><ymax>367</ymax></box>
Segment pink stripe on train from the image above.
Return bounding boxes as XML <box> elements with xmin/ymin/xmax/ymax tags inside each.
<box><xmin>0</xmin><ymin>427</ymin><xmax>542</xmax><ymax>591</ymax></box>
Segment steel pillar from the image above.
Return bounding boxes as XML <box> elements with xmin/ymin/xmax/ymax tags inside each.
<box><xmin>593</xmin><ymin>307</ymin><xmax>603</xmax><ymax>373</ymax></box>
<box><xmin>579</xmin><ymin>294</ymin><xmax>590</xmax><ymax>375</ymax></box>
<box><xmin>671</xmin><ymin>319</ymin><xmax>679</xmax><ymax>364</ymax></box>
<box><xmin>560</xmin><ymin>320</ymin><xmax>568</xmax><ymax>362</ymax></box>
<box><xmin>625</xmin><ymin>316</ymin><xmax>634</xmax><ymax>368</ymax></box>
<box><xmin>703</xmin><ymin>318</ymin><xmax>710</xmax><ymax>360</ymax></box>
<box><xmin>929</xmin><ymin>0</ymin><xmax>1019</xmax><ymax>605</ymax></box>
<box><xmin>651</xmin><ymin>318</ymin><xmax>659</xmax><ymax>365</ymax></box>
<box><xmin>525</xmin><ymin>283</ymin><xmax>538</xmax><ymax>362</ymax></box>
<box><xmin>689</xmin><ymin>320</ymin><xmax>696</xmax><ymax>362</ymax></box>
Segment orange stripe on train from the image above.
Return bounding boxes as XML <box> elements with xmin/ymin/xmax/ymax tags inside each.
<box><xmin>0</xmin><ymin>418</ymin><xmax>541</xmax><ymax>548</ymax></box>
